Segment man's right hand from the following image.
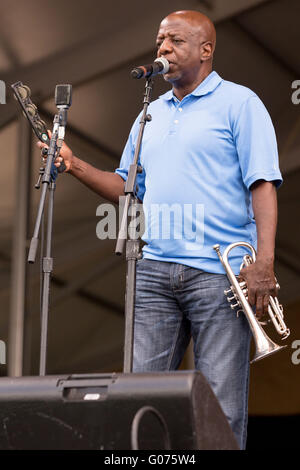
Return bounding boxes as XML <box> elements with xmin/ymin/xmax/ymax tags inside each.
<box><xmin>36</xmin><ymin>131</ymin><xmax>74</xmax><ymax>173</ymax></box>
<box><xmin>36</xmin><ymin>132</ymin><xmax>125</xmax><ymax>204</ymax></box>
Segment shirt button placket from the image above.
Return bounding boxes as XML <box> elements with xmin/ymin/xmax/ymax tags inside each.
<box><xmin>169</xmin><ymin>100</ymin><xmax>182</xmax><ymax>135</ymax></box>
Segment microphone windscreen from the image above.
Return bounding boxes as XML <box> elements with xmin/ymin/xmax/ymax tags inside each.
<box><xmin>154</xmin><ymin>57</ymin><xmax>169</xmax><ymax>74</ymax></box>
<box><xmin>55</xmin><ymin>84</ymin><xmax>72</xmax><ymax>107</ymax></box>
<box><xmin>130</xmin><ymin>68</ymin><xmax>143</xmax><ymax>79</ymax></box>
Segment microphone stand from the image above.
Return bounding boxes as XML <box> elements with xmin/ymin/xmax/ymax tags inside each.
<box><xmin>28</xmin><ymin>114</ymin><xmax>64</xmax><ymax>376</ymax></box>
<box><xmin>115</xmin><ymin>78</ymin><xmax>153</xmax><ymax>373</ymax></box>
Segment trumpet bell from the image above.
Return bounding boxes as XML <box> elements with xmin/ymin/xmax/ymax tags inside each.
<box><xmin>251</xmin><ymin>343</ymin><xmax>287</xmax><ymax>364</ymax></box>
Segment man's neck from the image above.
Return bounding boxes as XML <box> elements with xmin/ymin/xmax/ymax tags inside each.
<box><xmin>172</xmin><ymin>68</ymin><xmax>212</xmax><ymax>101</ymax></box>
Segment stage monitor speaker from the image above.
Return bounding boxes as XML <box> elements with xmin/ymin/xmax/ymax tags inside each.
<box><xmin>0</xmin><ymin>371</ymin><xmax>238</xmax><ymax>450</ymax></box>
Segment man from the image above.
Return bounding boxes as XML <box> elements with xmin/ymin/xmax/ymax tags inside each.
<box><xmin>38</xmin><ymin>11</ymin><xmax>282</xmax><ymax>449</ymax></box>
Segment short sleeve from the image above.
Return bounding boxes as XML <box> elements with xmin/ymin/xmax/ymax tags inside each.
<box><xmin>115</xmin><ymin>118</ymin><xmax>146</xmax><ymax>202</ymax></box>
<box><xmin>233</xmin><ymin>95</ymin><xmax>283</xmax><ymax>189</ymax></box>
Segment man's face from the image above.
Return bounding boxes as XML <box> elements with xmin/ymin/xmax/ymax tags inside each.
<box><xmin>156</xmin><ymin>16</ymin><xmax>203</xmax><ymax>84</ymax></box>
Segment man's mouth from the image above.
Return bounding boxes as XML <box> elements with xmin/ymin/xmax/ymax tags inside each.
<box><xmin>166</xmin><ymin>61</ymin><xmax>176</xmax><ymax>69</ymax></box>
<box><xmin>160</xmin><ymin>57</ymin><xmax>175</xmax><ymax>66</ymax></box>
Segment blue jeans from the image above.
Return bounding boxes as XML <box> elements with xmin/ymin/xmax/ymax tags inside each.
<box><xmin>133</xmin><ymin>258</ymin><xmax>252</xmax><ymax>450</ymax></box>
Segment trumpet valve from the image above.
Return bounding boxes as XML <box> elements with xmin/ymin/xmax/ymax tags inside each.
<box><xmin>224</xmin><ymin>287</ymin><xmax>233</xmax><ymax>295</ymax></box>
<box><xmin>238</xmin><ymin>280</ymin><xmax>247</xmax><ymax>288</ymax></box>
<box><xmin>230</xmin><ymin>303</ymin><xmax>240</xmax><ymax>310</ymax></box>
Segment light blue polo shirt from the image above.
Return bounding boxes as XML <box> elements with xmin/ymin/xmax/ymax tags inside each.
<box><xmin>115</xmin><ymin>71</ymin><xmax>282</xmax><ymax>274</ymax></box>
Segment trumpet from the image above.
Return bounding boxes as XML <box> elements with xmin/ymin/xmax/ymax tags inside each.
<box><xmin>213</xmin><ymin>242</ymin><xmax>290</xmax><ymax>364</ymax></box>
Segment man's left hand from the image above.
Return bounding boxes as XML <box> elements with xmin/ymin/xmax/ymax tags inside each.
<box><xmin>239</xmin><ymin>260</ymin><xmax>278</xmax><ymax>319</ymax></box>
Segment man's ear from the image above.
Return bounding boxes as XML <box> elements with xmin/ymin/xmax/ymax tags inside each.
<box><xmin>201</xmin><ymin>41</ymin><xmax>213</xmax><ymax>62</ymax></box>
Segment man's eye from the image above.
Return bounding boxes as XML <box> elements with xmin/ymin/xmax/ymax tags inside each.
<box><xmin>174</xmin><ymin>39</ymin><xmax>183</xmax><ymax>44</ymax></box>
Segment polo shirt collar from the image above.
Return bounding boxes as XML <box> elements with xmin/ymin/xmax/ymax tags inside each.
<box><xmin>159</xmin><ymin>71</ymin><xmax>222</xmax><ymax>101</ymax></box>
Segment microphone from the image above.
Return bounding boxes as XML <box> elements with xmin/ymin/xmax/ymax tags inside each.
<box><xmin>54</xmin><ymin>84</ymin><xmax>72</xmax><ymax>172</ymax></box>
<box><xmin>54</xmin><ymin>85</ymin><xmax>72</xmax><ymax>139</ymax></box>
<box><xmin>55</xmin><ymin>84</ymin><xmax>72</xmax><ymax>129</ymax></box>
<box><xmin>55</xmin><ymin>84</ymin><xmax>72</xmax><ymax>108</ymax></box>
<box><xmin>131</xmin><ymin>57</ymin><xmax>169</xmax><ymax>79</ymax></box>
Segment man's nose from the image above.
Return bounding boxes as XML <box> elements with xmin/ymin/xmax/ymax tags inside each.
<box><xmin>157</xmin><ymin>38</ymin><xmax>173</xmax><ymax>56</ymax></box>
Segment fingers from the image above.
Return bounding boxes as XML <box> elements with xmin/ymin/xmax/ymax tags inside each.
<box><xmin>255</xmin><ymin>294</ymin><xmax>262</xmax><ymax>319</ymax></box>
<box><xmin>239</xmin><ymin>262</ymin><xmax>278</xmax><ymax>321</ymax></box>
<box><xmin>54</xmin><ymin>156</ymin><xmax>63</xmax><ymax>167</ymax></box>
<box><xmin>247</xmin><ymin>286</ymin><xmax>255</xmax><ymax>307</ymax></box>
<box><xmin>255</xmin><ymin>294</ymin><xmax>269</xmax><ymax>319</ymax></box>
<box><xmin>244</xmin><ymin>280</ymin><xmax>269</xmax><ymax>319</ymax></box>
<box><xmin>36</xmin><ymin>130</ymin><xmax>71</xmax><ymax>173</ymax></box>
<box><xmin>37</xmin><ymin>140</ymin><xmax>48</xmax><ymax>150</ymax></box>
<box><xmin>36</xmin><ymin>140</ymin><xmax>63</xmax><ymax>167</ymax></box>
<box><xmin>270</xmin><ymin>283</ymin><xmax>278</xmax><ymax>299</ymax></box>
<box><xmin>255</xmin><ymin>295</ymin><xmax>269</xmax><ymax>319</ymax></box>
<box><xmin>263</xmin><ymin>294</ymin><xmax>269</xmax><ymax>317</ymax></box>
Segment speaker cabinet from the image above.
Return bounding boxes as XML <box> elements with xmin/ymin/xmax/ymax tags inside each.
<box><xmin>0</xmin><ymin>371</ymin><xmax>238</xmax><ymax>449</ymax></box>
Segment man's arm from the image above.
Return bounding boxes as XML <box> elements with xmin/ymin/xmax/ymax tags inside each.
<box><xmin>240</xmin><ymin>180</ymin><xmax>278</xmax><ymax>318</ymax></box>
<box><xmin>69</xmin><ymin>156</ymin><xmax>125</xmax><ymax>204</ymax></box>
<box><xmin>37</xmin><ymin>139</ymin><xmax>125</xmax><ymax>204</ymax></box>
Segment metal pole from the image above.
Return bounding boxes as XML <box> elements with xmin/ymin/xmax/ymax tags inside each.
<box><xmin>8</xmin><ymin>118</ymin><xmax>31</xmax><ymax>377</ymax></box>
